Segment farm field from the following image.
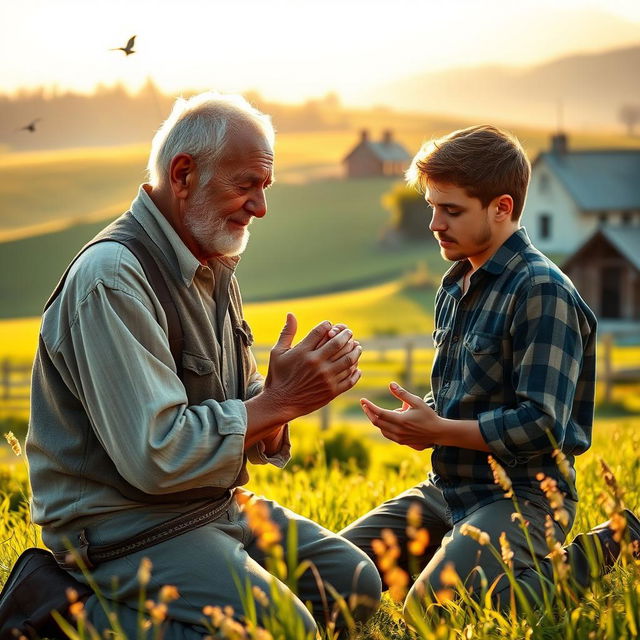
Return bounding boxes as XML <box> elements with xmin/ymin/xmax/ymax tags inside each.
<box><xmin>0</xmin><ymin>175</ymin><xmax>447</xmax><ymax>318</ymax></box>
<box><xmin>0</xmin><ymin>414</ymin><xmax>639</xmax><ymax>639</ymax></box>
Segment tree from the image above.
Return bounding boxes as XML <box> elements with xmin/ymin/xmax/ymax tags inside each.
<box><xmin>619</xmin><ymin>104</ymin><xmax>640</xmax><ymax>137</ymax></box>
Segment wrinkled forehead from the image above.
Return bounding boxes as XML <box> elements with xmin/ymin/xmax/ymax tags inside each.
<box><xmin>225</xmin><ymin>122</ymin><xmax>274</xmax><ymax>160</ymax></box>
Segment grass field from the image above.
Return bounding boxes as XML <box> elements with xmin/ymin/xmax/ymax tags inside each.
<box><xmin>0</xmin><ymin>414</ymin><xmax>639</xmax><ymax>639</ymax></box>
<box><xmin>0</xmin><ymin>175</ymin><xmax>448</xmax><ymax>318</ymax></box>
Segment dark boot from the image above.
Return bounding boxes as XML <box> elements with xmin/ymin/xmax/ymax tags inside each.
<box><xmin>562</xmin><ymin>507</ymin><xmax>640</xmax><ymax>589</ymax></box>
<box><xmin>588</xmin><ymin>508</ymin><xmax>640</xmax><ymax>566</ymax></box>
<box><xmin>0</xmin><ymin>548</ymin><xmax>92</xmax><ymax>640</ymax></box>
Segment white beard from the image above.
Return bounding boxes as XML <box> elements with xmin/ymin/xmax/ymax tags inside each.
<box><xmin>184</xmin><ymin>194</ymin><xmax>250</xmax><ymax>257</ymax></box>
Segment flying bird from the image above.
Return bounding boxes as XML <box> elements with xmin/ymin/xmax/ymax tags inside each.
<box><xmin>110</xmin><ymin>35</ymin><xmax>136</xmax><ymax>56</ymax></box>
<box><xmin>17</xmin><ymin>118</ymin><xmax>41</xmax><ymax>133</ymax></box>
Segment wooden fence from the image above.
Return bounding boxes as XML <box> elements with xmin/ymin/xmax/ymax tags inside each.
<box><xmin>1</xmin><ymin>332</ymin><xmax>638</xmax><ymax>424</ymax></box>
<box><xmin>0</xmin><ymin>337</ymin><xmax>434</xmax><ymax>422</ymax></box>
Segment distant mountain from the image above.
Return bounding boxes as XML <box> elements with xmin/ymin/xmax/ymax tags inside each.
<box><xmin>369</xmin><ymin>45</ymin><xmax>640</xmax><ymax>130</ymax></box>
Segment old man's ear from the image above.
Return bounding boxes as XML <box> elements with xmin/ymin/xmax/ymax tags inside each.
<box><xmin>169</xmin><ymin>153</ymin><xmax>197</xmax><ymax>200</ymax></box>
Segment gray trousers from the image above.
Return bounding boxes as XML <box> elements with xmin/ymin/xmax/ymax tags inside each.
<box><xmin>67</xmin><ymin>490</ymin><xmax>381</xmax><ymax>638</ymax></box>
<box><xmin>339</xmin><ymin>479</ymin><xmax>579</xmax><ymax>618</ymax></box>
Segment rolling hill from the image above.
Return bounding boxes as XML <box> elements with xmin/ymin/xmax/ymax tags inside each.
<box><xmin>371</xmin><ymin>44</ymin><xmax>640</xmax><ymax>129</ymax></box>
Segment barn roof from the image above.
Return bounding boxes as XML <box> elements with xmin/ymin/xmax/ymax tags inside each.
<box><xmin>563</xmin><ymin>226</ymin><xmax>640</xmax><ymax>272</ymax></box>
<box><xmin>537</xmin><ymin>149</ymin><xmax>640</xmax><ymax>211</ymax></box>
<box><xmin>344</xmin><ymin>139</ymin><xmax>412</xmax><ymax>163</ymax></box>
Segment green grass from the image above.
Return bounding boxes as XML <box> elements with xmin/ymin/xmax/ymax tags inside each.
<box><xmin>0</xmin><ymin>178</ymin><xmax>445</xmax><ymax>318</ymax></box>
<box><xmin>1</xmin><ymin>416</ymin><xmax>639</xmax><ymax>639</ymax></box>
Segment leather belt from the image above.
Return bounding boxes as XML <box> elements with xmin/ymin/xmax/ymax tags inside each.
<box><xmin>53</xmin><ymin>490</ymin><xmax>234</xmax><ymax>571</ymax></box>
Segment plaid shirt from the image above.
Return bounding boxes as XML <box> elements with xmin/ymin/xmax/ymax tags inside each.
<box><xmin>426</xmin><ymin>228</ymin><xmax>597</xmax><ymax>522</ymax></box>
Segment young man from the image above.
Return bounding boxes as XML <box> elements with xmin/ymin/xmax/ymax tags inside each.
<box><xmin>340</xmin><ymin>125</ymin><xmax>638</xmax><ymax>618</ymax></box>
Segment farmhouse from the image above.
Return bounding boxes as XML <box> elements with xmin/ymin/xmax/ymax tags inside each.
<box><xmin>562</xmin><ymin>226</ymin><xmax>640</xmax><ymax>323</ymax></box>
<box><xmin>343</xmin><ymin>130</ymin><xmax>411</xmax><ymax>178</ymax></box>
<box><xmin>521</xmin><ymin>134</ymin><xmax>640</xmax><ymax>254</ymax></box>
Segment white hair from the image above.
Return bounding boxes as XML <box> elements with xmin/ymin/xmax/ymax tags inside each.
<box><xmin>146</xmin><ymin>92</ymin><xmax>275</xmax><ymax>188</ymax></box>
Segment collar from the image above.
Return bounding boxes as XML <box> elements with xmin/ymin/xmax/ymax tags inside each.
<box><xmin>479</xmin><ymin>227</ymin><xmax>530</xmax><ymax>276</ymax></box>
<box><xmin>441</xmin><ymin>227</ymin><xmax>531</xmax><ymax>294</ymax></box>
<box><xmin>131</xmin><ymin>185</ymin><xmax>241</xmax><ymax>287</ymax></box>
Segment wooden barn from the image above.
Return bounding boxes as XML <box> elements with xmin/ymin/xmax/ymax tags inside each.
<box><xmin>562</xmin><ymin>226</ymin><xmax>640</xmax><ymax>322</ymax></box>
<box><xmin>522</xmin><ymin>135</ymin><xmax>640</xmax><ymax>254</ymax></box>
<box><xmin>343</xmin><ymin>130</ymin><xmax>411</xmax><ymax>178</ymax></box>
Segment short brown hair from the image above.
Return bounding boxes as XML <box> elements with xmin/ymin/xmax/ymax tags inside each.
<box><xmin>406</xmin><ymin>125</ymin><xmax>531</xmax><ymax>220</ymax></box>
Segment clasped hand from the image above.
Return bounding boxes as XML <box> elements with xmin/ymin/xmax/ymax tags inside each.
<box><xmin>360</xmin><ymin>383</ymin><xmax>441</xmax><ymax>450</ymax></box>
<box><xmin>263</xmin><ymin>313</ymin><xmax>362</xmax><ymax>423</ymax></box>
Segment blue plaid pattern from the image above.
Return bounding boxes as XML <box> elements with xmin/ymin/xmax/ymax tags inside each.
<box><xmin>427</xmin><ymin>228</ymin><xmax>597</xmax><ymax>522</ymax></box>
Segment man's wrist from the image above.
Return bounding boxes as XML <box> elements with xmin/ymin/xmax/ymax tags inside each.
<box><xmin>436</xmin><ymin>417</ymin><xmax>490</xmax><ymax>452</ymax></box>
<box><xmin>246</xmin><ymin>388</ymin><xmax>292</xmax><ymax>426</ymax></box>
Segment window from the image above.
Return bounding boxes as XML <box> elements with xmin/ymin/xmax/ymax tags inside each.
<box><xmin>539</xmin><ymin>214</ymin><xmax>552</xmax><ymax>240</ymax></box>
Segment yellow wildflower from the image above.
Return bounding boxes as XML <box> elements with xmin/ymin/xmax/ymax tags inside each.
<box><xmin>137</xmin><ymin>557</ymin><xmax>152</xmax><ymax>586</ymax></box>
<box><xmin>252</xmin><ymin>585</ymin><xmax>269</xmax><ymax>608</ymax></box>
<box><xmin>66</xmin><ymin>587</ymin><xmax>79</xmax><ymax>603</ymax></box>
<box><xmin>159</xmin><ymin>585</ymin><xmax>180</xmax><ymax>603</ymax></box>
<box><xmin>434</xmin><ymin>588</ymin><xmax>455</xmax><ymax>603</ymax></box>
<box><xmin>203</xmin><ymin>605</ymin><xmax>225</xmax><ymax>627</ymax></box>
<box><xmin>407</xmin><ymin>502</ymin><xmax>422</xmax><ymax>529</ymax></box>
<box><xmin>488</xmin><ymin>455</ymin><xmax>513</xmax><ymax>497</ymax></box>
<box><xmin>439</xmin><ymin>562</ymin><xmax>459</xmax><ymax>587</ymax></box>
<box><xmin>499</xmin><ymin>532</ymin><xmax>514</xmax><ymax>567</ymax></box>
<box><xmin>408</xmin><ymin>528</ymin><xmax>430</xmax><ymax>557</ymax></box>
<box><xmin>537</xmin><ymin>473</ymin><xmax>569</xmax><ymax>527</ymax></box>
<box><xmin>386</xmin><ymin>566</ymin><xmax>409</xmax><ymax>602</ymax></box>
<box><xmin>4</xmin><ymin>432</ymin><xmax>21</xmax><ymax>456</ymax></box>
<box><xmin>460</xmin><ymin>523</ymin><xmax>490</xmax><ymax>546</ymax></box>
<box><xmin>552</xmin><ymin>449</ymin><xmax>572</xmax><ymax>482</ymax></box>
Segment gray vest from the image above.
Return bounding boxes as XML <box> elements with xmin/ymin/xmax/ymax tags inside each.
<box><xmin>42</xmin><ymin>211</ymin><xmax>255</xmax><ymax>503</ymax></box>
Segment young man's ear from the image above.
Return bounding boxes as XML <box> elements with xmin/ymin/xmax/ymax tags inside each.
<box><xmin>493</xmin><ymin>194</ymin><xmax>514</xmax><ymax>222</ymax></box>
<box><xmin>169</xmin><ymin>153</ymin><xmax>197</xmax><ymax>200</ymax></box>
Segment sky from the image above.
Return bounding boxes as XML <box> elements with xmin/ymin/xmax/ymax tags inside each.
<box><xmin>2</xmin><ymin>0</ymin><xmax>640</xmax><ymax>105</ymax></box>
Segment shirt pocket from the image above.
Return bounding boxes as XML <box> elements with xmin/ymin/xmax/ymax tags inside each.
<box><xmin>461</xmin><ymin>331</ymin><xmax>503</xmax><ymax>396</ymax></box>
<box><xmin>432</xmin><ymin>327</ymin><xmax>450</xmax><ymax>349</ymax></box>
<box><xmin>181</xmin><ymin>352</ymin><xmax>225</xmax><ymax>404</ymax></box>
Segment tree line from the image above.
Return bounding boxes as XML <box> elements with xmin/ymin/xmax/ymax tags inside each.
<box><xmin>0</xmin><ymin>81</ymin><xmax>348</xmax><ymax>153</ymax></box>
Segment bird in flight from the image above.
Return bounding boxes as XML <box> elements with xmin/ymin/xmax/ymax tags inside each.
<box><xmin>18</xmin><ymin>119</ymin><xmax>41</xmax><ymax>133</ymax></box>
<box><xmin>110</xmin><ymin>35</ymin><xmax>136</xmax><ymax>56</ymax></box>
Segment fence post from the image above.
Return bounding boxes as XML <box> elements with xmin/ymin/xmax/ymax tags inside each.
<box><xmin>602</xmin><ymin>333</ymin><xmax>613</xmax><ymax>404</ymax></box>
<box><xmin>404</xmin><ymin>341</ymin><xmax>414</xmax><ymax>389</ymax></box>
<box><xmin>320</xmin><ymin>404</ymin><xmax>331</xmax><ymax>431</ymax></box>
<box><xmin>2</xmin><ymin>359</ymin><xmax>10</xmax><ymax>402</ymax></box>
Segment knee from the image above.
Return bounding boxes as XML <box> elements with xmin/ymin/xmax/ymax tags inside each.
<box><xmin>349</xmin><ymin>556</ymin><xmax>383</xmax><ymax>623</ymax></box>
<box><xmin>333</xmin><ymin>544</ymin><xmax>383</xmax><ymax>623</ymax></box>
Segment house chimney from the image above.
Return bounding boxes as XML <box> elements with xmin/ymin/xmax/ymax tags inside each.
<box><xmin>360</xmin><ymin>129</ymin><xmax>369</xmax><ymax>143</ymax></box>
<box><xmin>551</xmin><ymin>133</ymin><xmax>568</xmax><ymax>155</ymax></box>
<box><xmin>382</xmin><ymin>129</ymin><xmax>393</xmax><ymax>144</ymax></box>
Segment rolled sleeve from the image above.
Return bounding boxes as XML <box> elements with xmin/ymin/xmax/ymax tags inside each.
<box><xmin>247</xmin><ymin>424</ymin><xmax>292</xmax><ymax>468</ymax></box>
<box><xmin>477</xmin><ymin>282</ymin><xmax>584</xmax><ymax>466</ymax></box>
<box><xmin>423</xmin><ymin>390</ymin><xmax>436</xmax><ymax>410</ymax></box>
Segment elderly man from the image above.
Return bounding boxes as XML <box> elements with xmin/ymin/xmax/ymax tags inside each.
<box><xmin>19</xmin><ymin>93</ymin><xmax>381</xmax><ymax>637</ymax></box>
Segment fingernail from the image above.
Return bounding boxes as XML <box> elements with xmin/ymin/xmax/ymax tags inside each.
<box><xmin>390</xmin><ymin>382</ymin><xmax>399</xmax><ymax>390</ymax></box>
